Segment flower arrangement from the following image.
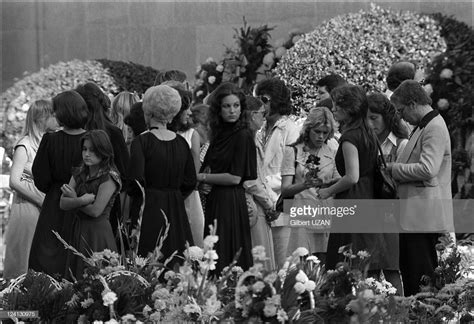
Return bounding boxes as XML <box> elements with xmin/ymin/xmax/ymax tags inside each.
<box><xmin>222</xmin><ymin>16</ymin><xmax>275</xmax><ymax>92</ymax></box>
<box><xmin>274</xmin><ymin>4</ymin><xmax>447</xmax><ymax>113</ymax></box>
<box><xmin>193</xmin><ymin>57</ymin><xmax>225</xmax><ymax>103</ymax></box>
<box><xmin>303</xmin><ymin>153</ymin><xmax>321</xmax><ymax>184</ymax></box>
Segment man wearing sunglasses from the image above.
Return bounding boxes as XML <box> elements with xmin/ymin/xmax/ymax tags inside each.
<box><xmin>254</xmin><ymin>78</ymin><xmax>300</xmax><ymax>268</ymax></box>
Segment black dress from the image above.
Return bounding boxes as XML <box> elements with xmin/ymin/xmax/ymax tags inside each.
<box><xmin>326</xmin><ymin>127</ymin><xmax>382</xmax><ymax>269</ymax></box>
<box><xmin>29</xmin><ymin>130</ymin><xmax>84</xmax><ymax>277</ymax></box>
<box><xmin>128</xmin><ymin>132</ymin><xmax>196</xmax><ymax>262</ymax></box>
<box><xmin>203</xmin><ymin>123</ymin><xmax>257</xmax><ymax>272</ymax></box>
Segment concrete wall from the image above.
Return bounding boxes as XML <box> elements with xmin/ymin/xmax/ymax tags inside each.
<box><xmin>1</xmin><ymin>1</ymin><xmax>472</xmax><ymax>92</ymax></box>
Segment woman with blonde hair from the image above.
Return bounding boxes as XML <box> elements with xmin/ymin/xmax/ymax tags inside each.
<box><xmin>110</xmin><ymin>91</ymin><xmax>140</xmax><ymax>144</ymax></box>
<box><xmin>128</xmin><ymin>85</ymin><xmax>196</xmax><ymax>263</ymax></box>
<box><xmin>4</xmin><ymin>100</ymin><xmax>57</xmax><ymax>280</ymax></box>
<box><xmin>281</xmin><ymin>107</ymin><xmax>340</xmax><ymax>257</ymax></box>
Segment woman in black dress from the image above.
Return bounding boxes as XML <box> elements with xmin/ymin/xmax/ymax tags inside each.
<box><xmin>128</xmin><ymin>85</ymin><xmax>196</xmax><ymax>262</ymax></box>
<box><xmin>197</xmin><ymin>83</ymin><xmax>257</xmax><ymax>272</ymax></box>
<box><xmin>317</xmin><ymin>85</ymin><xmax>380</xmax><ymax>271</ymax></box>
<box><xmin>29</xmin><ymin>90</ymin><xmax>88</xmax><ymax>277</ymax></box>
<box><xmin>75</xmin><ymin>82</ymin><xmax>130</xmax><ymax>238</ymax></box>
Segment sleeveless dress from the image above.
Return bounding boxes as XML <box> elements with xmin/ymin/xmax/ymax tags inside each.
<box><xmin>66</xmin><ymin>167</ymin><xmax>121</xmax><ymax>278</ymax></box>
<box><xmin>4</xmin><ymin>136</ymin><xmax>44</xmax><ymax>280</ymax></box>
<box><xmin>202</xmin><ymin>122</ymin><xmax>257</xmax><ymax>272</ymax></box>
<box><xmin>128</xmin><ymin>132</ymin><xmax>196</xmax><ymax>263</ymax></box>
<box><xmin>29</xmin><ymin>130</ymin><xmax>84</xmax><ymax>277</ymax></box>
<box><xmin>178</xmin><ymin>128</ymin><xmax>205</xmax><ymax>247</ymax></box>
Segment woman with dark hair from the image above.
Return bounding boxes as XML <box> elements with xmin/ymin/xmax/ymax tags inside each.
<box><xmin>367</xmin><ymin>92</ymin><xmax>409</xmax><ymax>162</ymax></box>
<box><xmin>75</xmin><ymin>82</ymin><xmax>129</xmax><ymax>237</ymax></box>
<box><xmin>254</xmin><ymin>78</ymin><xmax>299</xmax><ymax>268</ymax></box>
<box><xmin>317</xmin><ymin>85</ymin><xmax>380</xmax><ymax>269</ymax></box>
<box><xmin>29</xmin><ymin>90</ymin><xmax>88</xmax><ymax>277</ymax></box>
<box><xmin>128</xmin><ymin>85</ymin><xmax>196</xmax><ymax>262</ymax></box>
<box><xmin>168</xmin><ymin>86</ymin><xmax>204</xmax><ymax>247</ymax></box>
<box><xmin>197</xmin><ymin>82</ymin><xmax>257</xmax><ymax>272</ymax></box>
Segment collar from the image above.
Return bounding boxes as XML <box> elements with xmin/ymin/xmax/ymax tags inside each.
<box><xmin>384</xmin><ymin>132</ymin><xmax>398</xmax><ymax>146</ymax></box>
<box><xmin>418</xmin><ymin>110</ymin><xmax>439</xmax><ymax>129</ymax></box>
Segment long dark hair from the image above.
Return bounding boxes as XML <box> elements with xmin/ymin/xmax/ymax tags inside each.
<box><xmin>208</xmin><ymin>82</ymin><xmax>249</xmax><ymax>141</ymax></box>
<box><xmin>75</xmin><ymin>82</ymin><xmax>113</xmax><ymax>131</ymax></box>
<box><xmin>331</xmin><ymin>85</ymin><xmax>378</xmax><ymax>150</ymax></box>
<box><xmin>367</xmin><ymin>92</ymin><xmax>409</xmax><ymax>139</ymax></box>
<box><xmin>80</xmin><ymin>129</ymin><xmax>115</xmax><ymax>170</ymax></box>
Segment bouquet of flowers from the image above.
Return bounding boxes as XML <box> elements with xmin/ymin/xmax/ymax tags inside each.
<box><xmin>304</xmin><ymin>153</ymin><xmax>322</xmax><ymax>185</ymax></box>
<box><xmin>193</xmin><ymin>57</ymin><xmax>225</xmax><ymax>103</ymax></box>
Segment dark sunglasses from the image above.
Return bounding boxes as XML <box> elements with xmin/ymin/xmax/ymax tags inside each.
<box><xmin>258</xmin><ymin>95</ymin><xmax>271</xmax><ymax>105</ymax></box>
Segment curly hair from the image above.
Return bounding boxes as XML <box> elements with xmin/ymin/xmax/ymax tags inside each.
<box><xmin>294</xmin><ymin>107</ymin><xmax>337</xmax><ymax>146</ymax></box>
<box><xmin>75</xmin><ymin>82</ymin><xmax>113</xmax><ymax>131</ymax></box>
<box><xmin>208</xmin><ymin>82</ymin><xmax>248</xmax><ymax>141</ymax></box>
<box><xmin>142</xmin><ymin>85</ymin><xmax>181</xmax><ymax>124</ymax></box>
<box><xmin>367</xmin><ymin>92</ymin><xmax>409</xmax><ymax>139</ymax></box>
<box><xmin>255</xmin><ymin>78</ymin><xmax>292</xmax><ymax>116</ymax></box>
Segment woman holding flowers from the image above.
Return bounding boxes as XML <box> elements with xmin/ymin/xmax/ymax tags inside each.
<box><xmin>281</xmin><ymin>107</ymin><xmax>340</xmax><ymax>257</ymax></box>
<box><xmin>197</xmin><ymin>82</ymin><xmax>257</xmax><ymax>273</ymax></box>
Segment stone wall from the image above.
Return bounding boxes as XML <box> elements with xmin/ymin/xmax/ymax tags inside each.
<box><xmin>1</xmin><ymin>1</ymin><xmax>472</xmax><ymax>92</ymax></box>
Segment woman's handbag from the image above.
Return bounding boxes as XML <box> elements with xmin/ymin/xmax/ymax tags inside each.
<box><xmin>373</xmin><ymin>140</ymin><xmax>398</xmax><ymax>199</ymax></box>
<box><xmin>275</xmin><ymin>146</ymin><xmax>298</xmax><ymax>212</ymax></box>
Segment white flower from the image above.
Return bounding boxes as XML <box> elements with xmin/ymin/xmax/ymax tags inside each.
<box><xmin>277</xmin><ymin>309</ymin><xmax>289</xmax><ymax>322</ymax></box>
<box><xmin>183</xmin><ymin>303</ymin><xmax>202</xmax><ymax>315</ymax></box>
<box><xmin>203</xmin><ymin>235</ymin><xmax>219</xmax><ymax>249</ymax></box>
<box><xmin>294</xmin><ymin>282</ymin><xmax>305</xmax><ymax>294</ymax></box>
<box><xmin>164</xmin><ymin>270</ymin><xmax>176</xmax><ymax>281</ymax></box>
<box><xmin>440</xmin><ymin>68</ymin><xmax>453</xmax><ymax>79</ymax></box>
<box><xmin>121</xmin><ymin>314</ymin><xmax>136</xmax><ymax>322</ymax></box>
<box><xmin>305</xmin><ymin>280</ymin><xmax>316</xmax><ymax>291</ymax></box>
<box><xmin>21</xmin><ymin>103</ymin><xmax>30</xmax><ymax>112</ymax></box>
<box><xmin>437</xmin><ymin>98</ymin><xmax>450</xmax><ymax>111</ymax></box>
<box><xmin>152</xmin><ymin>287</ymin><xmax>170</xmax><ymax>300</ymax></box>
<box><xmin>357</xmin><ymin>250</ymin><xmax>370</xmax><ymax>259</ymax></box>
<box><xmin>264</xmin><ymin>273</ymin><xmax>278</xmax><ymax>284</ymax></box>
<box><xmin>361</xmin><ymin>289</ymin><xmax>375</xmax><ymax>299</ymax></box>
<box><xmin>93</xmin><ymin>321</ymin><xmax>103</xmax><ymax>324</ymax></box>
<box><xmin>423</xmin><ymin>83</ymin><xmax>434</xmax><ymax>96</ymax></box>
<box><xmin>205</xmin><ymin>57</ymin><xmax>215</xmax><ymax>63</ymax></box>
<box><xmin>252</xmin><ymin>245</ymin><xmax>267</xmax><ymax>261</ymax></box>
<box><xmin>143</xmin><ymin>304</ymin><xmax>152</xmax><ymax>316</ymax></box>
<box><xmin>292</xmin><ymin>247</ymin><xmax>309</xmax><ymax>257</ymax></box>
<box><xmin>149</xmin><ymin>312</ymin><xmax>161</xmax><ymax>321</ymax></box>
<box><xmin>263</xmin><ymin>304</ymin><xmax>277</xmax><ymax>317</ymax></box>
<box><xmin>216</xmin><ymin>64</ymin><xmax>224</xmax><ymax>72</ymax></box>
<box><xmin>295</xmin><ymin>270</ymin><xmax>308</xmax><ymax>283</ymax></box>
<box><xmin>252</xmin><ymin>281</ymin><xmax>266</xmax><ymax>293</ymax></box>
<box><xmin>196</xmin><ymin>90</ymin><xmax>204</xmax><ymax>97</ymax></box>
<box><xmin>208</xmin><ymin>76</ymin><xmax>216</xmax><ymax>85</ymax></box>
<box><xmin>204</xmin><ymin>249</ymin><xmax>218</xmax><ymax>261</ymax></box>
<box><xmin>134</xmin><ymin>256</ymin><xmax>148</xmax><ymax>267</ymax></box>
<box><xmin>262</xmin><ymin>52</ymin><xmax>275</xmax><ymax>68</ymax></box>
<box><xmin>154</xmin><ymin>299</ymin><xmax>167</xmax><ymax>311</ymax></box>
<box><xmin>306</xmin><ymin>255</ymin><xmax>320</xmax><ymax>264</ymax></box>
<box><xmin>80</xmin><ymin>298</ymin><xmax>94</xmax><ymax>309</ymax></box>
<box><xmin>275</xmin><ymin>46</ymin><xmax>287</xmax><ymax>59</ymax></box>
<box><xmin>105</xmin><ymin>320</ymin><xmax>119</xmax><ymax>324</ymax></box>
<box><xmin>102</xmin><ymin>290</ymin><xmax>117</xmax><ymax>306</ymax></box>
<box><xmin>185</xmin><ymin>246</ymin><xmax>204</xmax><ymax>261</ymax></box>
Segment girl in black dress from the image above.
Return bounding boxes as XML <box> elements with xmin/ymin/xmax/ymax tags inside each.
<box><xmin>29</xmin><ymin>91</ymin><xmax>88</xmax><ymax>277</ymax></box>
<box><xmin>197</xmin><ymin>82</ymin><xmax>257</xmax><ymax>273</ymax></box>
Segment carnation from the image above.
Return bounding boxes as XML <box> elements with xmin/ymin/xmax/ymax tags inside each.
<box><xmin>252</xmin><ymin>245</ymin><xmax>267</xmax><ymax>261</ymax></box>
<box><xmin>208</xmin><ymin>76</ymin><xmax>216</xmax><ymax>85</ymax></box>
<box><xmin>185</xmin><ymin>246</ymin><xmax>204</xmax><ymax>261</ymax></box>
<box><xmin>295</xmin><ymin>270</ymin><xmax>309</xmax><ymax>283</ymax></box>
<box><xmin>102</xmin><ymin>290</ymin><xmax>117</xmax><ymax>306</ymax></box>
<box><xmin>439</xmin><ymin>68</ymin><xmax>453</xmax><ymax>79</ymax></box>
<box><xmin>305</xmin><ymin>280</ymin><xmax>316</xmax><ymax>291</ymax></box>
<box><xmin>437</xmin><ymin>98</ymin><xmax>450</xmax><ymax>111</ymax></box>
<box><xmin>294</xmin><ymin>282</ymin><xmax>306</xmax><ymax>294</ymax></box>
<box><xmin>252</xmin><ymin>281</ymin><xmax>266</xmax><ymax>293</ymax></box>
<box><xmin>263</xmin><ymin>304</ymin><xmax>278</xmax><ymax>317</ymax></box>
<box><xmin>277</xmin><ymin>309</ymin><xmax>289</xmax><ymax>322</ymax></box>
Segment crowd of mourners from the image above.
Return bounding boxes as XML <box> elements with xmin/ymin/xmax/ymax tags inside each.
<box><xmin>3</xmin><ymin>61</ymin><xmax>454</xmax><ymax>297</ymax></box>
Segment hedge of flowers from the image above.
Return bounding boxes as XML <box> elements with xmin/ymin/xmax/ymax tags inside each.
<box><xmin>1</xmin><ymin>59</ymin><xmax>158</xmax><ymax>154</ymax></box>
<box><xmin>1</xmin><ymin>225</ymin><xmax>473</xmax><ymax>323</ymax></box>
<box><xmin>274</xmin><ymin>4</ymin><xmax>447</xmax><ymax>113</ymax></box>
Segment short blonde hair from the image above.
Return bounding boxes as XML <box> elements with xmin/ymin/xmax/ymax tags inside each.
<box><xmin>142</xmin><ymin>85</ymin><xmax>181</xmax><ymax>123</ymax></box>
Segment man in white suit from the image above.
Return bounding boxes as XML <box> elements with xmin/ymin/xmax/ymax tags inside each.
<box><xmin>387</xmin><ymin>80</ymin><xmax>453</xmax><ymax>296</ymax></box>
